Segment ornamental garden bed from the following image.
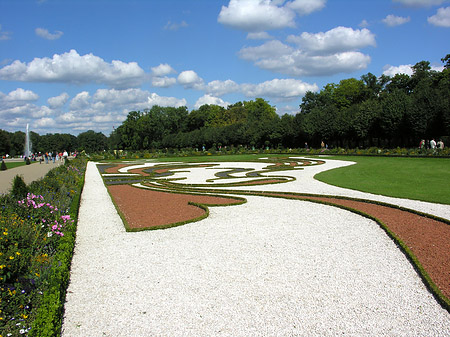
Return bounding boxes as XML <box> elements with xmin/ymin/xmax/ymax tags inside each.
<box><xmin>98</xmin><ymin>157</ymin><xmax>450</xmax><ymax>312</ymax></box>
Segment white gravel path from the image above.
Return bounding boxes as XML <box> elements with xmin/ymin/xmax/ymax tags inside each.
<box><xmin>62</xmin><ymin>160</ymin><xmax>450</xmax><ymax>336</ymax></box>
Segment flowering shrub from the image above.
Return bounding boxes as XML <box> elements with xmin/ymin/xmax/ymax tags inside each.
<box><xmin>0</xmin><ymin>157</ymin><xmax>86</xmax><ymax>337</ymax></box>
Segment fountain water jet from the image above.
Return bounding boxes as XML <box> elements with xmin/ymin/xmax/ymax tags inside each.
<box><xmin>24</xmin><ymin>123</ymin><xmax>32</xmax><ymax>160</ymax></box>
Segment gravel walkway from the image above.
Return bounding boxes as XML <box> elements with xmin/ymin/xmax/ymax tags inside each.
<box><xmin>0</xmin><ymin>160</ymin><xmax>62</xmax><ymax>194</ymax></box>
<box><xmin>62</xmin><ymin>160</ymin><xmax>450</xmax><ymax>336</ymax></box>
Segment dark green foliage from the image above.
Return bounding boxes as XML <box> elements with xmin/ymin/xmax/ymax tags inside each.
<box><xmin>11</xmin><ymin>175</ymin><xmax>28</xmax><ymax>199</ymax></box>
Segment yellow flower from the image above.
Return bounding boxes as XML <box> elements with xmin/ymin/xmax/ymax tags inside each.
<box><xmin>21</xmin><ymin>314</ymin><xmax>28</xmax><ymax>319</ymax></box>
<box><xmin>16</xmin><ymin>252</ymin><xmax>20</xmax><ymax>256</ymax></box>
<box><xmin>9</xmin><ymin>256</ymin><xmax>14</xmax><ymax>260</ymax></box>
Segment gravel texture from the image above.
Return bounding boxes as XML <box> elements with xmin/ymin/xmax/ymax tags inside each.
<box><xmin>62</xmin><ymin>160</ymin><xmax>450</xmax><ymax>336</ymax></box>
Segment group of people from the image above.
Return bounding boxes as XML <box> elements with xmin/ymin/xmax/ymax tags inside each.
<box><xmin>419</xmin><ymin>139</ymin><xmax>445</xmax><ymax>150</ymax></box>
<box><xmin>38</xmin><ymin>151</ymin><xmax>69</xmax><ymax>164</ymax></box>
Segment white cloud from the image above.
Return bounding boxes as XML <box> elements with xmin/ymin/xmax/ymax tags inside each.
<box><xmin>286</xmin><ymin>0</ymin><xmax>326</xmax><ymax>15</ymax></box>
<box><xmin>240</xmin><ymin>27</ymin><xmax>374</xmax><ymax>77</ymax></box>
<box><xmin>70</xmin><ymin>91</ymin><xmax>91</xmax><ymax>110</ymax></box>
<box><xmin>35</xmin><ymin>117</ymin><xmax>56</xmax><ymax>128</ymax></box>
<box><xmin>205</xmin><ymin>79</ymin><xmax>240</xmax><ymax>96</ymax></box>
<box><xmin>93</xmin><ymin>88</ymin><xmax>149</xmax><ymax>106</ymax></box>
<box><xmin>2</xmin><ymin>88</ymin><xmax>39</xmax><ymax>102</ymax></box>
<box><xmin>152</xmin><ymin>76</ymin><xmax>177</xmax><ymax>88</ymax></box>
<box><xmin>194</xmin><ymin>94</ymin><xmax>229</xmax><ymax>109</ymax></box>
<box><xmin>383</xmin><ymin>63</ymin><xmax>444</xmax><ymax>76</ymax></box>
<box><xmin>382</xmin><ymin>14</ymin><xmax>411</xmax><ymax>26</ymax></box>
<box><xmin>151</xmin><ymin>63</ymin><xmax>176</xmax><ymax>76</ymax></box>
<box><xmin>35</xmin><ymin>27</ymin><xmax>63</xmax><ymax>40</ymax></box>
<box><xmin>147</xmin><ymin>93</ymin><xmax>187</xmax><ymax>107</ymax></box>
<box><xmin>393</xmin><ymin>0</ymin><xmax>446</xmax><ymax>7</ymax></box>
<box><xmin>48</xmin><ymin>92</ymin><xmax>69</xmax><ymax>109</ymax></box>
<box><xmin>177</xmin><ymin>70</ymin><xmax>204</xmax><ymax>89</ymax></box>
<box><xmin>428</xmin><ymin>7</ymin><xmax>450</xmax><ymax>27</ymax></box>
<box><xmin>287</xmin><ymin>27</ymin><xmax>376</xmax><ymax>54</ymax></box>
<box><xmin>239</xmin><ymin>40</ymin><xmax>294</xmax><ymax>61</ymax></box>
<box><xmin>0</xmin><ymin>49</ymin><xmax>146</xmax><ymax>88</ymax></box>
<box><xmin>218</xmin><ymin>0</ymin><xmax>296</xmax><ymax>32</ymax></box>
<box><xmin>241</xmin><ymin>78</ymin><xmax>318</xmax><ymax>100</ymax></box>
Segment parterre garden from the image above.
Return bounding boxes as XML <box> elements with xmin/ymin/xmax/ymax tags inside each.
<box><xmin>1</xmin><ymin>153</ymin><xmax>450</xmax><ymax>336</ymax></box>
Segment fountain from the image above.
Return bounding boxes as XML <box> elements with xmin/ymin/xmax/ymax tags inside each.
<box><xmin>24</xmin><ymin>123</ymin><xmax>32</xmax><ymax>160</ymax></box>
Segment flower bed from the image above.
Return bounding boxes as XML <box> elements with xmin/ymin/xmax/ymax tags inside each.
<box><xmin>0</xmin><ymin>158</ymin><xmax>86</xmax><ymax>337</ymax></box>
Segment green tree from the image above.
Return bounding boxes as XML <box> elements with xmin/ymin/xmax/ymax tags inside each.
<box><xmin>77</xmin><ymin>130</ymin><xmax>108</xmax><ymax>152</ymax></box>
<box><xmin>0</xmin><ymin>129</ymin><xmax>12</xmax><ymax>156</ymax></box>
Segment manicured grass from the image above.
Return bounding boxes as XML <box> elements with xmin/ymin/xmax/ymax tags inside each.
<box><xmin>314</xmin><ymin>156</ymin><xmax>450</xmax><ymax>205</ymax></box>
<box><xmin>3</xmin><ymin>161</ymin><xmax>28</xmax><ymax>169</ymax></box>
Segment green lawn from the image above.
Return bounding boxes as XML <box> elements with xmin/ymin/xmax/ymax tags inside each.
<box><xmin>3</xmin><ymin>160</ymin><xmax>28</xmax><ymax>169</ymax></box>
<box><xmin>314</xmin><ymin>156</ymin><xmax>450</xmax><ymax>205</ymax></box>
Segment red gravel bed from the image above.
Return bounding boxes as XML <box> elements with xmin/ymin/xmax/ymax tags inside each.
<box><xmin>107</xmin><ymin>184</ymin><xmax>242</xmax><ymax>229</ymax></box>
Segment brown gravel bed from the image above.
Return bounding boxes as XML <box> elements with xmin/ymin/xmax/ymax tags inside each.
<box><xmin>107</xmin><ymin>184</ymin><xmax>242</xmax><ymax>230</ymax></box>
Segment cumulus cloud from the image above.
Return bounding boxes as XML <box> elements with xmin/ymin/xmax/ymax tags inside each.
<box><xmin>382</xmin><ymin>14</ymin><xmax>411</xmax><ymax>26</ymax></box>
<box><xmin>151</xmin><ymin>76</ymin><xmax>177</xmax><ymax>88</ymax></box>
<box><xmin>218</xmin><ymin>0</ymin><xmax>296</xmax><ymax>32</ymax></box>
<box><xmin>383</xmin><ymin>63</ymin><xmax>444</xmax><ymax>76</ymax></box>
<box><xmin>147</xmin><ymin>92</ymin><xmax>187</xmax><ymax>107</ymax></box>
<box><xmin>382</xmin><ymin>64</ymin><xmax>414</xmax><ymax>76</ymax></box>
<box><xmin>428</xmin><ymin>7</ymin><xmax>450</xmax><ymax>27</ymax></box>
<box><xmin>218</xmin><ymin>0</ymin><xmax>326</xmax><ymax>32</ymax></box>
<box><xmin>0</xmin><ymin>49</ymin><xmax>146</xmax><ymax>88</ymax></box>
<box><xmin>392</xmin><ymin>0</ymin><xmax>446</xmax><ymax>7</ymax></box>
<box><xmin>241</xmin><ymin>78</ymin><xmax>318</xmax><ymax>100</ymax></box>
<box><xmin>47</xmin><ymin>92</ymin><xmax>69</xmax><ymax>109</ymax></box>
<box><xmin>240</xmin><ymin>26</ymin><xmax>374</xmax><ymax>77</ymax></box>
<box><xmin>287</xmin><ymin>26</ymin><xmax>376</xmax><ymax>54</ymax></box>
<box><xmin>2</xmin><ymin>88</ymin><xmax>39</xmax><ymax>102</ymax></box>
<box><xmin>35</xmin><ymin>27</ymin><xmax>63</xmax><ymax>40</ymax></box>
<box><xmin>177</xmin><ymin>70</ymin><xmax>204</xmax><ymax>89</ymax></box>
<box><xmin>286</xmin><ymin>0</ymin><xmax>326</xmax><ymax>15</ymax></box>
<box><xmin>194</xmin><ymin>94</ymin><xmax>229</xmax><ymax>109</ymax></box>
<box><xmin>70</xmin><ymin>91</ymin><xmax>91</xmax><ymax>110</ymax></box>
<box><xmin>205</xmin><ymin>79</ymin><xmax>240</xmax><ymax>96</ymax></box>
<box><xmin>239</xmin><ymin>40</ymin><xmax>294</xmax><ymax>61</ymax></box>
<box><xmin>151</xmin><ymin>63</ymin><xmax>176</xmax><ymax>76</ymax></box>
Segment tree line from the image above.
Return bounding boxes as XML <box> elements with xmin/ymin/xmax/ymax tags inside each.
<box><xmin>110</xmin><ymin>55</ymin><xmax>449</xmax><ymax>150</ymax></box>
<box><xmin>0</xmin><ymin>129</ymin><xmax>108</xmax><ymax>156</ymax></box>
<box><xmin>1</xmin><ymin>55</ymin><xmax>448</xmax><ymax>156</ymax></box>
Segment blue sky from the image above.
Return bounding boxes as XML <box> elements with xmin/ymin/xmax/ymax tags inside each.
<box><xmin>0</xmin><ymin>0</ymin><xmax>449</xmax><ymax>135</ymax></box>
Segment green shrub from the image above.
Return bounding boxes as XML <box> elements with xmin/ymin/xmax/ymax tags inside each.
<box><xmin>0</xmin><ymin>160</ymin><xmax>6</xmax><ymax>171</ymax></box>
<box><xmin>11</xmin><ymin>175</ymin><xmax>28</xmax><ymax>199</ymax></box>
